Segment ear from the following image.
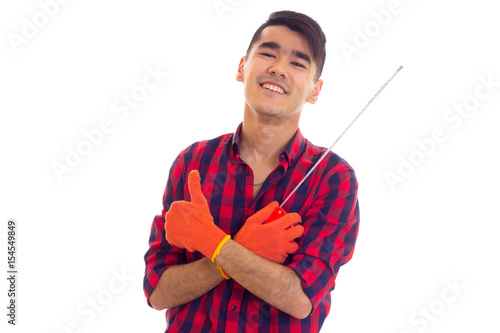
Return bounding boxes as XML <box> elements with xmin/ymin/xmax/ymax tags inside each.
<box><xmin>236</xmin><ymin>57</ymin><xmax>245</xmax><ymax>82</ymax></box>
<box><xmin>307</xmin><ymin>79</ymin><xmax>323</xmax><ymax>104</ymax></box>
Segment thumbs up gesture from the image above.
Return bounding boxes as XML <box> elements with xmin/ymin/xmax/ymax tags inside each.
<box><xmin>165</xmin><ymin>170</ymin><xmax>229</xmax><ymax>260</ymax></box>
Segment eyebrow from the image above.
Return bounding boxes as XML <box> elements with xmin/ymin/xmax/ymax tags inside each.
<box><xmin>257</xmin><ymin>41</ymin><xmax>312</xmax><ymax>65</ymax></box>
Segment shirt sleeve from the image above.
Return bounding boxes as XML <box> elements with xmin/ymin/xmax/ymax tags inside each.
<box><xmin>143</xmin><ymin>153</ymin><xmax>188</xmax><ymax>307</ymax></box>
<box><xmin>288</xmin><ymin>158</ymin><xmax>360</xmax><ymax>312</ymax></box>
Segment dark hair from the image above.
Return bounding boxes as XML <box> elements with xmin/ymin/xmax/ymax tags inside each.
<box><xmin>246</xmin><ymin>10</ymin><xmax>326</xmax><ymax>81</ymax></box>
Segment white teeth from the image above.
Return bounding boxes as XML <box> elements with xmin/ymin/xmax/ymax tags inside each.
<box><xmin>262</xmin><ymin>83</ymin><xmax>285</xmax><ymax>94</ymax></box>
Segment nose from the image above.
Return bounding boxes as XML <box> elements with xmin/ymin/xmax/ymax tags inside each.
<box><xmin>270</xmin><ymin>68</ymin><xmax>286</xmax><ymax>78</ymax></box>
<box><xmin>268</xmin><ymin>59</ymin><xmax>287</xmax><ymax>78</ymax></box>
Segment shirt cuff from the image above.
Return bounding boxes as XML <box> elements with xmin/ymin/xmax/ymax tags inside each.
<box><xmin>288</xmin><ymin>256</ymin><xmax>336</xmax><ymax>313</ymax></box>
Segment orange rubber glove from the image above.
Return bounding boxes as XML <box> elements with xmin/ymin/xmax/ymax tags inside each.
<box><xmin>234</xmin><ymin>201</ymin><xmax>304</xmax><ymax>263</ymax></box>
<box><xmin>165</xmin><ymin>170</ymin><xmax>229</xmax><ymax>260</ymax></box>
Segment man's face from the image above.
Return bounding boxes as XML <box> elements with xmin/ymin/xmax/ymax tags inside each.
<box><xmin>237</xmin><ymin>25</ymin><xmax>323</xmax><ymax>121</ymax></box>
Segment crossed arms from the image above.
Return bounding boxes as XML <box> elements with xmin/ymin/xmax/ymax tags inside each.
<box><xmin>144</xmin><ymin>160</ymin><xmax>359</xmax><ymax>320</ymax></box>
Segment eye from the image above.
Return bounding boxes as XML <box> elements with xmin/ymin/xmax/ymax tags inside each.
<box><xmin>259</xmin><ymin>52</ymin><xmax>275</xmax><ymax>58</ymax></box>
<box><xmin>292</xmin><ymin>62</ymin><xmax>306</xmax><ymax>68</ymax></box>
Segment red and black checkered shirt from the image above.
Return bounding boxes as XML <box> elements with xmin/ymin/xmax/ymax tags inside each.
<box><xmin>144</xmin><ymin>123</ymin><xmax>360</xmax><ymax>332</ymax></box>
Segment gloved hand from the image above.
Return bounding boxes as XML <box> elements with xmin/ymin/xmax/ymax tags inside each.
<box><xmin>165</xmin><ymin>170</ymin><xmax>229</xmax><ymax>261</ymax></box>
<box><xmin>234</xmin><ymin>201</ymin><xmax>304</xmax><ymax>263</ymax></box>
<box><xmin>218</xmin><ymin>202</ymin><xmax>304</xmax><ymax>279</ymax></box>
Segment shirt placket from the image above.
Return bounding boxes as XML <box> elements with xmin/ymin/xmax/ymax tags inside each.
<box><xmin>224</xmin><ymin>139</ymin><xmax>291</xmax><ymax>331</ymax></box>
<box><xmin>223</xmin><ymin>160</ymin><xmax>255</xmax><ymax>332</ymax></box>
<box><xmin>254</xmin><ymin>154</ymin><xmax>288</xmax><ymax>204</ymax></box>
<box><xmin>224</xmin><ymin>281</ymin><xmax>247</xmax><ymax>332</ymax></box>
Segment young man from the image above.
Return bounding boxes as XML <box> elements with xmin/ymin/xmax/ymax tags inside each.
<box><xmin>144</xmin><ymin>11</ymin><xmax>360</xmax><ymax>332</ymax></box>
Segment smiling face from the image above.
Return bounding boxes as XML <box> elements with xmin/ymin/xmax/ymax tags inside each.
<box><xmin>236</xmin><ymin>25</ymin><xmax>323</xmax><ymax>123</ymax></box>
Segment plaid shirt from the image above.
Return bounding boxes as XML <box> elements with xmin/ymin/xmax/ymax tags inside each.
<box><xmin>144</xmin><ymin>123</ymin><xmax>360</xmax><ymax>332</ymax></box>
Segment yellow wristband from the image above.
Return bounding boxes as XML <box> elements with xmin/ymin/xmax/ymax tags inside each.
<box><xmin>211</xmin><ymin>235</ymin><xmax>231</xmax><ymax>262</ymax></box>
<box><xmin>217</xmin><ymin>263</ymin><xmax>231</xmax><ymax>280</ymax></box>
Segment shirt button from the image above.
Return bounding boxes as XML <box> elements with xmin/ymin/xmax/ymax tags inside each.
<box><xmin>231</xmin><ymin>305</ymin><xmax>237</xmax><ymax>311</ymax></box>
<box><xmin>246</xmin><ymin>171</ymin><xmax>251</xmax><ymax>176</ymax></box>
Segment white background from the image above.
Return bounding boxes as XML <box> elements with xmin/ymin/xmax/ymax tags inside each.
<box><xmin>1</xmin><ymin>0</ymin><xmax>499</xmax><ymax>332</ymax></box>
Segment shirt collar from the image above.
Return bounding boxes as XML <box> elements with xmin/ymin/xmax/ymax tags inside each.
<box><xmin>231</xmin><ymin>122</ymin><xmax>306</xmax><ymax>168</ymax></box>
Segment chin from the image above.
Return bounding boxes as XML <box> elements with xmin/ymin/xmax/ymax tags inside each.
<box><xmin>254</xmin><ymin>106</ymin><xmax>282</xmax><ymax>117</ymax></box>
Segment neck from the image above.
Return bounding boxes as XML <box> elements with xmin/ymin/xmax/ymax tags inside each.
<box><xmin>240</xmin><ymin>107</ymin><xmax>299</xmax><ymax>163</ymax></box>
